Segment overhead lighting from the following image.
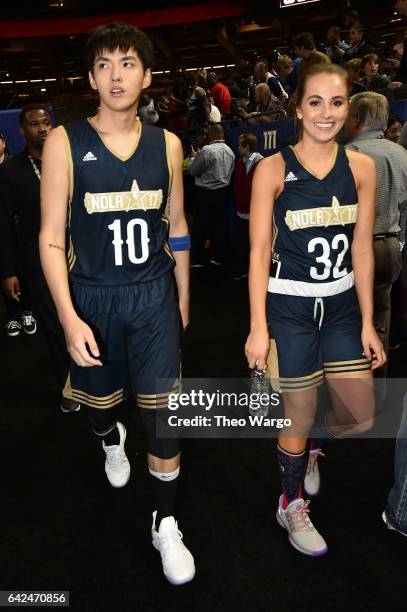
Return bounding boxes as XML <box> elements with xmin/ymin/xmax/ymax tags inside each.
<box><xmin>152</xmin><ymin>71</ymin><xmax>164</xmax><ymax>75</ymax></box>
<box><xmin>213</xmin><ymin>65</ymin><xmax>225</xmax><ymax>69</ymax></box>
<box><xmin>280</xmin><ymin>0</ymin><xmax>320</xmax><ymax>6</ymax></box>
<box><xmin>185</xmin><ymin>67</ymin><xmax>197</xmax><ymax>72</ymax></box>
<box><xmin>44</xmin><ymin>78</ymin><xmax>57</xmax><ymax>82</ymax></box>
<box><xmin>226</xmin><ymin>64</ymin><xmax>236</xmax><ymax>68</ymax></box>
<box><xmin>41</xmin><ymin>88</ymin><xmax>47</xmax><ymax>92</ymax></box>
<box><xmin>30</xmin><ymin>79</ymin><xmax>43</xmax><ymax>83</ymax></box>
<box><xmin>15</xmin><ymin>80</ymin><xmax>28</xmax><ymax>83</ymax></box>
<box><xmin>0</xmin><ymin>80</ymin><xmax>13</xmax><ymax>84</ymax></box>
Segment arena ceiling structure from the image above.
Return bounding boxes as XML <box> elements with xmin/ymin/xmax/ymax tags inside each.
<box><xmin>0</xmin><ymin>0</ymin><xmax>403</xmax><ymax>114</ymax></box>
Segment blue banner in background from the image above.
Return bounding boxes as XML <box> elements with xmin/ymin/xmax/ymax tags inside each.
<box><xmin>0</xmin><ymin>107</ymin><xmax>55</xmax><ymax>154</ymax></box>
<box><xmin>390</xmin><ymin>100</ymin><xmax>407</xmax><ymax>121</ymax></box>
<box><xmin>0</xmin><ymin>109</ymin><xmax>26</xmax><ymax>154</ymax></box>
<box><xmin>225</xmin><ymin>119</ymin><xmax>297</xmax><ymax>158</ymax></box>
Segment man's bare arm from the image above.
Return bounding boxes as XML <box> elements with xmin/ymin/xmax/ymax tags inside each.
<box><xmin>39</xmin><ymin>127</ymin><xmax>102</xmax><ymax>366</ymax></box>
<box><xmin>166</xmin><ymin>131</ymin><xmax>190</xmax><ymax>329</ymax></box>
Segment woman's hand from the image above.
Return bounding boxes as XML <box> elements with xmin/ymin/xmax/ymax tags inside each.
<box><xmin>361</xmin><ymin>324</ymin><xmax>386</xmax><ymax>369</ymax></box>
<box><xmin>245</xmin><ymin>327</ymin><xmax>270</xmax><ymax>370</ymax></box>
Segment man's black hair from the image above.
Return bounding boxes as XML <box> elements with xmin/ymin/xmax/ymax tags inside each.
<box><xmin>292</xmin><ymin>32</ymin><xmax>315</xmax><ymax>51</ymax></box>
<box><xmin>19</xmin><ymin>104</ymin><xmax>50</xmax><ymax>126</ymax></box>
<box><xmin>85</xmin><ymin>22</ymin><xmax>154</xmax><ymax>73</ymax></box>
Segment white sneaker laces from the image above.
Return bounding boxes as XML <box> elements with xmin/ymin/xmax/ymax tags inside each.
<box><xmin>287</xmin><ymin>500</ymin><xmax>315</xmax><ymax>533</ymax></box>
<box><xmin>8</xmin><ymin>321</ymin><xmax>20</xmax><ymax>330</ymax></box>
<box><xmin>307</xmin><ymin>449</ymin><xmax>325</xmax><ymax>474</ymax></box>
<box><xmin>106</xmin><ymin>447</ymin><xmax>127</xmax><ymax>467</ymax></box>
<box><xmin>159</xmin><ymin>525</ymin><xmax>184</xmax><ymax>558</ymax></box>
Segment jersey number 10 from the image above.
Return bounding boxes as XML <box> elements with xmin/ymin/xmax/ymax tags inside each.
<box><xmin>108</xmin><ymin>218</ymin><xmax>150</xmax><ymax>265</ymax></box>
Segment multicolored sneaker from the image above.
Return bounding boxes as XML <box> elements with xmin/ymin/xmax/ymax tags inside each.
<box><xmin>276</xmin><ymin>495</ymin><xmax>328</xmax><ymax>556</ymax></box>
<box><xmin>304</xmin><ymin>448</ymin><xmax>325</xmax><ymax>497</ymax></box>
<box><xmin>152</xmin><ymin>511</ymin><xmax>195</xmax><ymax>585</ymax></box>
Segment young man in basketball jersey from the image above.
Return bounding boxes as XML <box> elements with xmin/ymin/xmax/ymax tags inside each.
<box><xmin>39</xmin><ymin>22</ymin><xmax>194</xmax><ymax>585</ymax></box>
<box><xmin>246</xmin><ymin>63</ymin><xmax>385</xmax><ymax>556</ymax></box>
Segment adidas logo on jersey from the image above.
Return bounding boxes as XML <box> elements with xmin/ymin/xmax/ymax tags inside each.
<box><xmin>82</xmin><ymin>151</ymin><xmax>98</xmax><ymax>161</ymax></box>
<box><xmin>284</xmin><ymin>171</ymin><xmax>298</xmax><ymax>182</ymax></box>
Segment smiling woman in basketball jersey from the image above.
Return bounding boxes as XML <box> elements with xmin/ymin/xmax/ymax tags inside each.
<box><xmin>245</xmin><ymin>63</ymin><xmax>385</xmax><ymax>556</ymax></box>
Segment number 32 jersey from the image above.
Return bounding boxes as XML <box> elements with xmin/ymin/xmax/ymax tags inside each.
<box><xmin>62</xmin><ymin>119</ymin><xmax>174</xmax><ymax>286</ymax></box>
<box><xmin>272</xmin><ymin>144</ymin><xmax>358</xmax><ymax>285</ymax></box>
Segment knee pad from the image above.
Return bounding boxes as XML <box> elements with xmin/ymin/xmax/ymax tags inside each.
<box><xmin>140</xmin><ymin>408</ymin><xmax>180</xmax><ymax>459</ymax></box>
<box><xmin>87</xmin><ymin>405</ymin><xmax>119</xmax><ymax>436</ymax></box>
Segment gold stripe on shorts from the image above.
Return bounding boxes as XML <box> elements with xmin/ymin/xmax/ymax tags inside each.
<box><xmin>71</xmin><ymin>388</ymin><xmax>124</xmax><ymax>409</ymax></box>
<box><xmin>279</xmin><ymin>370</ymin><xmax>324</xmax><ymax>393</ymax></box>
<box><xmin>324</xmin><ymin>358</ymin><xmax>371</xmax><ymax>376</ymax></box>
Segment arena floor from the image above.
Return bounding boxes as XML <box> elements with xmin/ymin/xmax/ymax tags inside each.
<box><xmin>1</xmin><ymin>268</ymin><xmax>406</xmax><ymax>612</ymax></box>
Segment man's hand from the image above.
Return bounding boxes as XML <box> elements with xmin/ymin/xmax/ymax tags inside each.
<box><xmin>2</xmin><ymin>276</ymin><xmax>21</xmax><ymax>301</ymax></box>
<box><xmin>63</xmin><ymin>315</ymin><xmax>103</xmax><ymax>367</ymax></box>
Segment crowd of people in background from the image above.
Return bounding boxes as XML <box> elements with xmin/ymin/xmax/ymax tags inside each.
<box><xmin>0</xmin><ymin>6</ymin><xmax>407</xmax><ymax>580</ymax></box>
<box><xmin>142</xmin><ymin>11</ymin><xmax>407</xmax><ymax>140</ymax></box>
<box><xmin>2</xmin><ymin>7</ymin><xmax>407</xmax><ymax>340</ymax></box>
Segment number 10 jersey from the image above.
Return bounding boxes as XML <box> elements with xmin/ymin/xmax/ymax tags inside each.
<box><xmin>62</xmin><ymin>119</ymin><xmax>174</xmax><ymax>286</ymax></box>
<box><xmin>271</xmin><ymin>144</ymin><xmax>358</xmax><ymax>290</ymax></box>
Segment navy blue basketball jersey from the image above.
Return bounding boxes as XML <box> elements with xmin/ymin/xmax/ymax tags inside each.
<box><xmin>63</xmin><ymin>119</ymin><xmax>174</xmax><ymax>286</ymax></box>
<box><xmin>272</xmin><ymin>144</ymin><xmax>358</xmax><ymax>284</ymax></box>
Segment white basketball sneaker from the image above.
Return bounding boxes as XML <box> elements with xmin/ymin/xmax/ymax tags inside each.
<box><xmin>276</xmin><ymin>496</ymin><xmax>328</xmax><ymax>556</ymax></box>
<box><xmin>102</xmin><ymin>422</ymin><xmax>130</xmax><ymax>488</ymax></box>
<box><xmin>304</xmin><ymin>448</ymin><xmax>325</xmax><ymax>497</ymax></box>
<box><xmin>152</xmin><ymin>511</ymin><xmax>195</xmax><ymax>585</ymax></box>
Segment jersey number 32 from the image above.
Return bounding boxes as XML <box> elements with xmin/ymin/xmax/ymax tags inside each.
<box><xmin>308</xmin><ymin>233</ymin><xmax>349</xmax><ymax>280</ymax></box>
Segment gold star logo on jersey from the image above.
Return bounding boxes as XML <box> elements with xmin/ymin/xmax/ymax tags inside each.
<box><xmin>285</xmin><ymin>196</ymin><xmax>358</xmax><ymax>231</ymax></box>
<box><xmin>84</xmin><ymin>180</ymin><xmax>163</xmax><ymax>214</ymax></box>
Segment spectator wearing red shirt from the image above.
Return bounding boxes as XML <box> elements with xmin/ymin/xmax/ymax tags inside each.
<box><xmin>207</xmin><ymin>71</ymin><xmax>232</xmax><ymax>117</ymax></box>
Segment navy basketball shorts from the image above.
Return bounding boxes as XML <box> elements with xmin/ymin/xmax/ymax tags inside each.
<box><xmin>69</xmin><ymin>272</ymin><xmax>181</xmax><ymax>410</ymax></box>
<box><xmin>266</xmin><ymin>286</ymin><xmax>371</xmax><ymax>393</ymax></box>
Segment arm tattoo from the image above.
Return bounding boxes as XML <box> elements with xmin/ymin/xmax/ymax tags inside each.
<box><xmin>166</xmin><ymin>192</ymin><xmax>172</xmax><ymax>217</ymax></box>
<box><xmin>48</xmin><ymin>243</ymin><xmax>65</xmax><ymax>252</ymax></box>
